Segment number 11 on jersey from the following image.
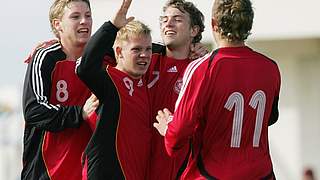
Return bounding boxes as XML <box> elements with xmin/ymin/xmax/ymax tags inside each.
<box><xmin>224</xmin><ymin>90</ymin><xmax>266</xmax><ymax>148</ymax></box>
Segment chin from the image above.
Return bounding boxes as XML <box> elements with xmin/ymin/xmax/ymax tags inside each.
<box><xmin>76</xmin><ymin>40</ymin><xmax>88</xmax><ymax>47</ymax></box>
<box><xmin>163</xmin><ymin>39</ymin><xmax>174</xmax><ymax>46</ymax></box>
<box><xmin>136</xmin><ymin>71</ymin><xmax>147</xmax><ymax>77</ymax></box>
<box><xmin>165</xmin><ymin>39</ymin><xmax>181</xmax><ymax>48</ymax></box>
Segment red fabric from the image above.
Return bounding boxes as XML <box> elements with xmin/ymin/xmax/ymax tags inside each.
<box><xmin>82</xmin><ymin>156</ymin><xmax>88</xmax><ymax>180</ymax></box>
<box><xmin>43</xmin><ymin>60</ymin><xmax>92</xmax><ymax>180</ymax></box>
<box><xmin>109</xmin><ymin>67</ymin><xmax>152</xmax><ymax>180</ymax></box>
<box><xmin>147</xmin><ymin>54</ymin><xmax>192</xmax><ymax>180</ymax></box>
<box><xmin>166</xmin><ymin>47</ymin><xmax>281</xmax><ymax>179</ymax></box>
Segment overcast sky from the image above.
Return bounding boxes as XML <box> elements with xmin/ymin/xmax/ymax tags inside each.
<box><xmin>1</xmin><ymin>0</ymin><xmax>319</xmax><ymax>88</ymax></box>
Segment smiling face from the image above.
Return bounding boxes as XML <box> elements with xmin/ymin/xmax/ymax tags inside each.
<box><xmin>53</xmin><ymin>1</ymin><xmax>92</xmax><ymax>47</ymax></box>
<box><xmin>160</xmin><ymin>6</ymin><xmax>196</xmax><ymax>49</ymax></box>
<box><xmin>116</xmin><ymin>34</ymin><xmax>152</xmax><ymax>79</ymax></box>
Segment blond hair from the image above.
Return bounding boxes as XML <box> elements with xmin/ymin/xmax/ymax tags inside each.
<box><xmin>49</xmin><ymin>0</ymin><xmax>91</xmax><ymax>38</ymax></box>
<box><xmin>114</xmin><ymin>20</ymin><xmax>151</xmax><ymax>47</ymax></box>
<box><xmin>113</xmin><ymin>21</ymin><xmax>151</xmax><ymax>61</ymax></box>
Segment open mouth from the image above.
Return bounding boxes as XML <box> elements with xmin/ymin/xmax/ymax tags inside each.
<box><xmin>137</xmin><ymin>61</ymin><xmax>148</xmax><ymax>66</ymax></box>
<box><xmin>77</xmin><ymin>28</ymin><xmax>89</xmax><ymax>34</ymax></box>
<box><xmin>165</xmin><ymin>30</ymin><xmax>177</xmax><ymax>35</ymax></box>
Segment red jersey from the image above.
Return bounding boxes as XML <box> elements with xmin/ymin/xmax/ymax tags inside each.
<box><xmin>165</xmin><ymin>47</ymin><xmax>281</xmax><ymax>179</ymax></box>
<box><xmin>146</xmin><ymin>53</ymin><xmax>192</xmax><ymax>180</ymax></box>
<box><xmin>77</xmin><ymin>21</ymin><xmax>152</xmax><ymax>180</ymax></box>
<box><xmin>45</xmin><ymin>60</ymin><xmax>92</xmax><ymax>180</ymax></box>
<box><xmin>22</xmin><ymin>42</ymin><xmax>92</xmax><ymax>180</ymax></box>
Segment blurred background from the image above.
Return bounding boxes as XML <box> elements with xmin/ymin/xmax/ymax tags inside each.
<box><xmin>1</xmin><ymin>0</ymin><xmax>319</xmax><ymax>179</ymax></box>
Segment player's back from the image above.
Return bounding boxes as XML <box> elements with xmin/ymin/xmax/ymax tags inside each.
<box><xmin>189</xmin><ymin>47</ymin><xmax>280</xmax><ymax>179</ymax></box>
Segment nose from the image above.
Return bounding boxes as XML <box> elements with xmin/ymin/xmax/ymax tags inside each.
<box><xmin>140</xmin><ymin>50</ymin><xmax>151</xmax><ymax>58</ymax></box>
<box><xmin>80</xmin><ymin>16</ymin><xmax>90</xmax><ymax>25</ymax></box>
<box><xmin>164</xmin><ymin>17</ymin><xmax>175</xmax><ymax>27</ymax></box>
<box><xmin>80</xmin><ymin>17</ymin><xmax>86</xmax><ymax>25</ymax></box>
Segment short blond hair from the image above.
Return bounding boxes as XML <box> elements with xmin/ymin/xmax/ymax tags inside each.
<box><xmin>114</xmin><ymin>20</ymin><xmax>151</xmax><ymax>47</ymax></box>
<box><xmin>49</xmin><ymin>0</ymin><xmax>91</xmax><ymax>38</ymax></box>
<box><xmin>113</xmin><ymin>20</ymin><xmax>151</xmax><ymax>61</ymax></box>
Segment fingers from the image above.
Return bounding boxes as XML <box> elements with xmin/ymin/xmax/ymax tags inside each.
<box><xmin>190</xmin><ymin>43</ymin><xmax>196</xmax><ymax>52</ymax></box>
<box><xmin>156</xmin><ymin>110</ymin><xmax>166</xmax><ymax>124</ymax></box>
<box><xmin>153</xmin><ymin>122</ymin><xmax>159</xmax><ymax>129</ymax></box>
<box><xmin>25</xmin><ymin>39</ymin><xmax>59</xmax><ymax>63</ymax></box>
<box><xmin>154</xmin><ymin>108</ymin><xmax>173</xmax><ymax>136</ymax></box>
<box><xmin>83</xmin><ymin>94</ymin><xmax>99</xmax><ymax>115</ymax></box>
<box><xmin>153</xmin><ymin>122</ymin><xmax>165</xmax><ymax>136</ymax></box>
<box><xmin>189</xmin><ymin>43</ymin><xmax>209</xmax><ymax>60</ymax></box>
<box><xmin>126</xmin><ymin>16</ymin><xmax>135</xmax><ymax>23</ymax></box>
<box><xmin>120</xmin><ymin>0</ymin><xmax>132</xmax><ymax>12</ymax></box>
<box><xmin>91</xmin><ymin>99</ymin><xmax>99</xmax><ymax>108</ymax></box>
<box><xmin>157</xmin><ymin>109</ymin><xmax>173</xmax><ymax>125</ymax></box>
<box><xmin>163</xmin><ymin>108</ymin><xmax>172</xmax><ymax>116</ymax></box>
<box><xmin>89</xmin><ymin>93</ymin><xmax>98</xmax><ymax>101</ymax></box>
<box><xmin>198</xmin><ymin>46</ymin><xmax>209</xmax><ymax>56</ymax></box>
<box><xmin>112</xmin><ymin>0</ymin><xmax>134</xmax><ymax>28</ymax></box>
<box><xmin>153</xmin><ymin>121</ymin><xmax>167</xmax><ymax>137</ymax></box>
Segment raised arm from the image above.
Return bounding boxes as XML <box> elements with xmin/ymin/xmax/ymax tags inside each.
<box><xmin>76</xmin><ymin>0</ymin><xmax>134</xmax><ymax>99</ymax></box>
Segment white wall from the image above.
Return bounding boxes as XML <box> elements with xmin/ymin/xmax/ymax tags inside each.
<box><xmin>91</xmin><ymin>0</ymin><xmax>320</xmax><ymax>42</ymax></box>
<box><xmin>248</xmin><ymin>38</ymin><xmax>320</xmax><ymax>180</ymax></box>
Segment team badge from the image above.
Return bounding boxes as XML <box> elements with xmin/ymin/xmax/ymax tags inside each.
<box><xmin>174</xmin><ymin>78</ymin><xmax>183</xmax><ymax>94</ymax></box>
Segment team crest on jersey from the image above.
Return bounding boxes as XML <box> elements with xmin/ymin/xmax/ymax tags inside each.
<box><xmin>174</xmin><ymin>78</ymin><xmax>183</xmax><ymax>94</ymax></box>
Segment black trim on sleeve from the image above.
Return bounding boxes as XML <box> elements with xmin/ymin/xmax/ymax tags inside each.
<box><xmin>268</xmin><ymin>96</ymin><xmax>279</xmax><ymax>126</ymax></box>
<box><xmin>23</xmin><ymin>43</ymin><xmax>84</xmax><ymax>132</ymax></box>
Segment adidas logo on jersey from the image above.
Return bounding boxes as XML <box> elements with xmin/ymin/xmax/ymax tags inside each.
<box><xmin>167</xmin><ymin>66</ymin><xmax>178</xmax><ymax>73</ymax></box>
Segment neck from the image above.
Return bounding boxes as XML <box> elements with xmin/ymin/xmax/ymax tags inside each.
<box><xmin>60</xmin><ymin>39</ymin><xmax>85</xmax><ymax>60</ymax></box>
<box><xmin>165</xmin><ymin>44</ymin><xmax>190</xmax><ymax>60</ymax></box>
<box><xmin>213</xmin><ymin>31</ymin><xmax>246</xmax><ymax>48</ymax></box>
<box><xmin>217</xmin><ymin>40</ymin><xmax>245</xmax><ymax>48</ymax></box>
<box><xmin>115</xmin><ymin>64</ymin><xmax>141</xmax><ymax>80</ymax></box>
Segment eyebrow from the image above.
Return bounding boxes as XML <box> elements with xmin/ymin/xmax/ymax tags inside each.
<box><xmin>160</xmin><ymin>14</ymin><xmax>185</xmax><ymax>19</ymax></box>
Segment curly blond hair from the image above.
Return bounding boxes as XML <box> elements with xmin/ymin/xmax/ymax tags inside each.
<box><xmin>213</xmin><ymin>0</ymin><xmax>254</xmax><ymax>42</ymax></box>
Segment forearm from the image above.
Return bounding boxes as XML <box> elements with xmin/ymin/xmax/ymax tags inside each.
<box><xmin>76</xmin><ymin>21</ymin><xmax>118</xmax><ymax>97</ymax></box>
<box><xmin>23</xmin><ymin>48</ymin><xmax>84</xmax><ymax>132</ymax></box>
<box><xmin>23</xmin><ymin>96</ymin><xmax>83</xmax><ymax>132</ymax></box>
<box><xmin>77</xmin><ymin>21</ymin><xmax>118</xmax><ymax>75</ymax></box>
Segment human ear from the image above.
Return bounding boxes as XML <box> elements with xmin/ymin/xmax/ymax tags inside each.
<box><xmin>190</xmin><ymin>25</ymin><xmax>200</xmax><ymax>38</ymax></box>
<box><xmin>115</xmin><ymin>46</ymin><xmax>123</xmax><ymax>58</ymax></box>
<box><xmin>211</xmin><ymin>18</ymin><xmax>218</xmax><ymax>32</ymax></box>
<box><xmin>53</xmin><ymin>19</ymin><xmax>62</xmax><ymax>32</ymax></box>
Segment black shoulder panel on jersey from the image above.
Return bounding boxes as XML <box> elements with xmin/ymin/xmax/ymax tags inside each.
<box><xmin>268</xmin><ymin>96</ymin><xmax>279</xmax><ymax>126</ymax></box>
<box><xmin>208</xmin><ymin>49</ymin><xmax>219</xmax><ymax>67</ymax></box>
<box><xmin>152</xmin><ymin>42</ymin><xmax>166</xmax><ymax>55</ymax></box>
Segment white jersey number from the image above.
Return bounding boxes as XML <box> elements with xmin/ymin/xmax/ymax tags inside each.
<box><xmin>123</xmin><ymin>77</ymin><xmax>134</xmax><ymax>96</ymax></box>
<box><xmin>147</xmin><ymin>71</ymin><xmax>160</xmax><ymax>88</ymax></box>
<box><xmin>224</xmin><ymin>90</ymin><xmax>266</xmax><ymax>148</ymax></box>
<box><xmin>56</xmin><ymin>80</ymin><xmax>69</xmax><ymax>102</ymax></box>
